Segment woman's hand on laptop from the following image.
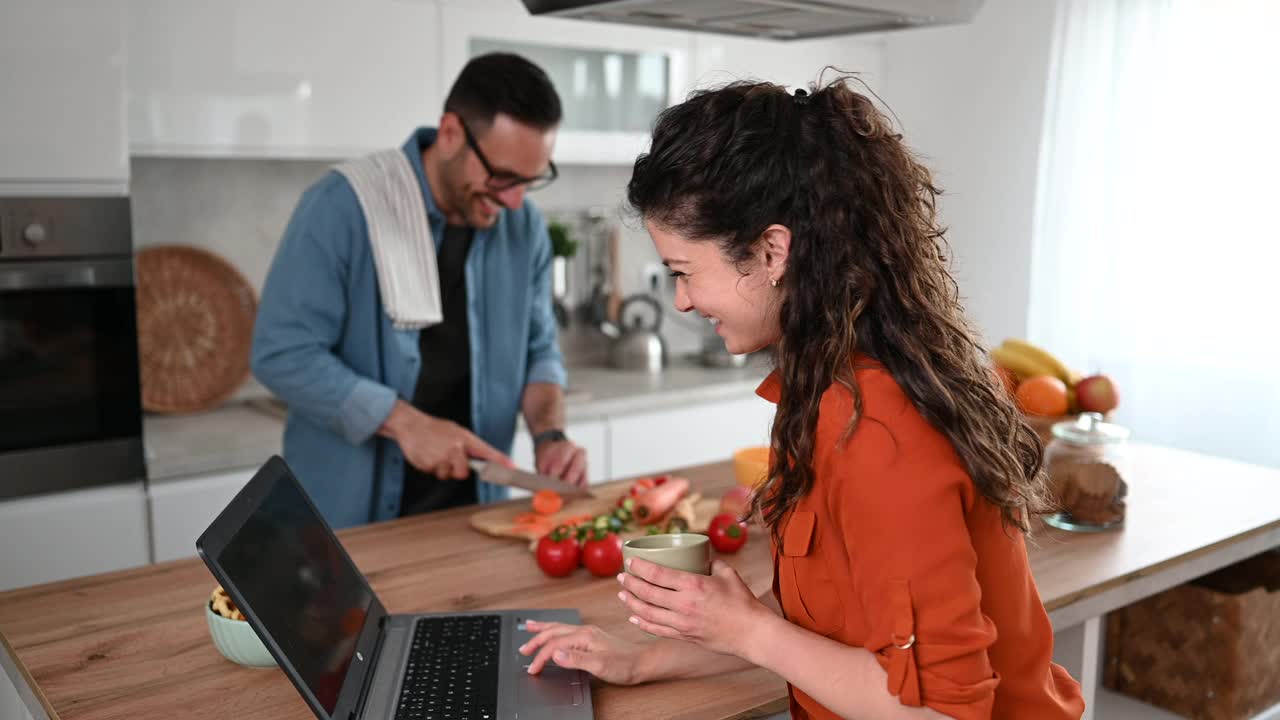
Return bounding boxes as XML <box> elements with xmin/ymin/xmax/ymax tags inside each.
<box><xmin>519</xmin><ymin>621</ymin><xmax>645</xmax><ymax>685</ymax></box>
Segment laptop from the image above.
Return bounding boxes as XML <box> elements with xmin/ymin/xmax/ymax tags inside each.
<box><xmin>196</xmin><ymin>455</ymin><xmax>593</xmax><ymax>720</ymax></box>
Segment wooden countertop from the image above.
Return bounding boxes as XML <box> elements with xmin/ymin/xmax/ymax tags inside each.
<box><xmin>2</xmin><ymin>443</ymin><xmax>1280</xmax><ymax>720</ymax></box>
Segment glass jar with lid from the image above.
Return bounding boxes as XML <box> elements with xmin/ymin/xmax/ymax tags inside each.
<box><xmin>1042</xmin><ymin>412</ymin><xmax>1131</xmax><ymax>532</ymax></box>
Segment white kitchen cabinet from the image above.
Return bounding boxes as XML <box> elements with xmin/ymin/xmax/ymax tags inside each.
<box><xmin>608</xmin><ymin>395</ymin><xmax>775</xmax><ymax>480</ymax></box>
<box><xmin>0</xmin><ymin>0</ymin><xmax>128</xmax><ymax>194</ymax></box>
<box><xmin>147</xmin><ymin>468</ymin><xmax>254</xmax><ymax>563</ymax></box>
<box><xmin>0</xmin><ymin>483</ymin><xmax>149</xmax><ymax>592</ymax></box>
<box><xmin>127</xmin><ymin>0</ymin><xmax>442</xmax><ymax>158</ymax></box>
<box><xmin>690</xmin><ymin>32</ymin><xmax>884</xmax><ymax>94</ymax></box>
<box><xmin>507</xmin><ymin>418</ymin><xmax>608</xmax><ymax>498</ymax></box>
<box><xmin>439</xmin><ymin>0</ymin><xmax>691</xmax><ymax>165</ymax></box>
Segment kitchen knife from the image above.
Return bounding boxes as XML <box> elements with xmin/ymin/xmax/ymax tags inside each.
<box><xmin>469</xmin><ymin>460</ymin><xmax>594</xmax><ymax>498</ymax></box>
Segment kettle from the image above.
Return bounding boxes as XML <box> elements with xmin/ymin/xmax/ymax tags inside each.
<box><xmin>603</xmin><ymin>294</ymin><xmax>667</xmax><ymax>372</ymax></box>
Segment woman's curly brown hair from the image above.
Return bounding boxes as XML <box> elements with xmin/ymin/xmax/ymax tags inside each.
<box><xmin>627</xmin><ymin>76</ymin><xmax>1053</xmax><ymax>537</ymax></box>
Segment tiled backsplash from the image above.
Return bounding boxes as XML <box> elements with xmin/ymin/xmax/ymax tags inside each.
<box><xmin>129</xmin><ymin>155</ymin><xmax>707</xmax><ymax>383</ymax></box>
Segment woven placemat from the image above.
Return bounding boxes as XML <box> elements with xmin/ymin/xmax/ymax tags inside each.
<box><xmin>136</xmin><ymin>245</ymin><xmax>257</xmax><ymax>414</ymax></box>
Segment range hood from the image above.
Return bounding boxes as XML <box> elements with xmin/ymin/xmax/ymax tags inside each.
<box><xmin>521</xmin><ymin>0</ymin><xmax>984</xmax><ymax>40</ymax></box>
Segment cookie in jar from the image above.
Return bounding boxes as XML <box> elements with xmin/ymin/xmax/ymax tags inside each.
<box><xmin>1042</xmin><ymin>412</ymin><xmax>1130</xmax><ymax>532</ymax></box>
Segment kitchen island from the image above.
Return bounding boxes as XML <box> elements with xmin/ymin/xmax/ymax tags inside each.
<box><xmin>2</xmin><ymin>443</ymin><xmax>1280</xmax><ymax>719</ymax></box>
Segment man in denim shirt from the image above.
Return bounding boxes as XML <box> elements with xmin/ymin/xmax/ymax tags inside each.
<box><xmin>252</xmin><ymin>54</ymin><xmax>587</xmax><ymax>528</ymax></box>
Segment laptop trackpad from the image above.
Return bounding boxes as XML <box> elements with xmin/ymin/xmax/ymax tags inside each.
<box><xmin>517</xmin><ymin>665</ymin><xmax>584</xmax><ymax>707</ymax></box>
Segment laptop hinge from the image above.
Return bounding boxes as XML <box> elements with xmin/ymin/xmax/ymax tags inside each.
<box><xmin>351</xmin><ymin>616</ymin><xmax>390</xmax><ymax>720</ymax></box>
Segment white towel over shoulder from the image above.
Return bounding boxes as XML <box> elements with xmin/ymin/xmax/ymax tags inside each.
<box><xmin>335</xmin><ymin>149</ymin><xmax>442</xmax><ymax>330</ymax></box>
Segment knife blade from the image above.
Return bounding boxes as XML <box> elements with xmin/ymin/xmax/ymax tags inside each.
<box><xmin>469</xmin><ymin>460</ymin><xmax>595</xmax><ymax>498</ymax></box>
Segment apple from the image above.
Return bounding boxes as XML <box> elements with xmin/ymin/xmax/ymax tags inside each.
<box><xmin>1075</xmin><ymin>374</ymin><xmax>1119</xmax><ymax>413</ymax></box>
<box><xmin>719</xmin><ymin>485</ymin><xmax>752</xmax><ymax>518</ymax></box>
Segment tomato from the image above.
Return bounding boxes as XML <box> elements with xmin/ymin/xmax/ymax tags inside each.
<box><xmin>707</xmin><ymin>513</ymin><xmax>748</xmax><ymax>554</ymax></box>
<box><xmin>582</xmin><ymin>530</ymin><xmax>624</xmax><ymax>578</ymax></box>
<box><xmin>535</xmin><ymin>526</ymin><xmax>580</xmax><ymax>577</ymax></box>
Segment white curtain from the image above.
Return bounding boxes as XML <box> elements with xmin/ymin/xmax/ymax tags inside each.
<box><xmin>1030</xmin><ymin>0</ymin><xmax>1280</xmax><ymax>467</ymax></box>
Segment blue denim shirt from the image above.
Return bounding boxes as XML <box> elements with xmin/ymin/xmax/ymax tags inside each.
<box><xmin>251</xmin><ymin>128</ymin><xmax>566</xmax><ymax>529</ymax></box>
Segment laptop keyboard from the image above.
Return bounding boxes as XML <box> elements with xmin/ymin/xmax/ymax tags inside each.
<box><xmin>394</xmin><ymin>614</ymin><xmax>503</xmax><ymax>720</ymax></box>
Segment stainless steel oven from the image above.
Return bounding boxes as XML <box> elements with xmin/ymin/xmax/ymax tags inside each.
<box><xmin>0</xmin><ymin>197</ymin><xmax>144</xmax><ymax>499</ymax></box>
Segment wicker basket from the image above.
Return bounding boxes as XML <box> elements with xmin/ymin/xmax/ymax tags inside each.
<box><xmin>136</xmin><ymin>245</ymin><xmax>257</xmax><ymax>414</ymax></box>
<box><xmin>1104</xmin><ymin>550</ymin><xmax>1280</xmax><ymax>720</ymax></box>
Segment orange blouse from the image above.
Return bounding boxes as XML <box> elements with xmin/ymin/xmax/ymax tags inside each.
<box><xmin>757</xmin><ymin>364</ymin><xmax>1084</xmax><ymax>720</ymax></box>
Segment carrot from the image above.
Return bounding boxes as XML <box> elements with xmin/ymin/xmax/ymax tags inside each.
<box><xmin>634</xmin><ymin>477</ymin><xmax>690</xmax><ymax>524</ymax></box>
<box><xmin>531</xmin><ymin>489</ymin><xmax>564</xmax><ymax>516</ymax></box>
<box><xmin>559</xmin><ymin>514</ymin><xmax>595</xmax><ymax>527</ymax></box>
<box><xmin>513</xmin><ymin>513</ymin><xmax>543</xmax><ymax>525</ymax></box>
<box><xmin>515</xmin><ymin>517</ymin><xmax>554</xmax><ymax>539</ymax></box>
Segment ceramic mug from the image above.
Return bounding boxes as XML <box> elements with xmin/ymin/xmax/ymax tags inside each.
<box><xmin>622</xmin><ymin>533</ymin><xmax>711</xmax><ymax>577</ymax></box>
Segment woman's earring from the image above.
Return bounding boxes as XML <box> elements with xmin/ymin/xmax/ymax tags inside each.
<box><xmin>771</xmin><ymin>279</ymin><xmax>779</xmax><ymax>288</ymax></box>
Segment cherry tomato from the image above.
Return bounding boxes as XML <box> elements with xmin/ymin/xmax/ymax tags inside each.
<box><xmin>707</xmin><ymin>513</ymin><xmax>748</xmax><ymax>554</ymax></box>
<box><xmin>582</xmin><ymin>529</ymin><xmax>624</xmax><ymax>577</ymax></box>
<box><xmin>535</xmin><ymin>525</ymin><xmax>580</xmax><ymax>577</ymax></box>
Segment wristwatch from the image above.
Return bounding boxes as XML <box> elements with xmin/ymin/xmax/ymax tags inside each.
<box><xmin>532</xmin><ymin>428</ymin><xmax>568</xmax><ymax>447</ymax></box>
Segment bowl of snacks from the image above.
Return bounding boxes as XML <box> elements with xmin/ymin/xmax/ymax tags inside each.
<box><xmin>206</xmin><ymin>585</ymin><xmax>275</xmax><ymax>668</ymax></box>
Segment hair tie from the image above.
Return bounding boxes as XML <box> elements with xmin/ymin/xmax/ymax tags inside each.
<box><xmin>793</xmin><ymin>88</ymin><xmax>810</xmax><ymax>106</ymax></box>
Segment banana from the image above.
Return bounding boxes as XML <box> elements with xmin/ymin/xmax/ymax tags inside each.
<box><xmin>990</xmin><ymin>344</ymin><xmax>1055</xmax><ymax>380</ymax></box>
<box><xmin>1001</xmin><ymin>338</ymin><xmax>1074</xmax><ymax>384</ymax></box>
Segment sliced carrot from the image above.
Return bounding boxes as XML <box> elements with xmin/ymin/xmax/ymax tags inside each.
<box><xmin>531</xmin><ymin>489</ymin><xmax>564</xmax><ymax>516</ymax></box>
<box><xmin>515</xmin><ymin>518</ymin><xmax>554</xmax><ymax>538</ymax></box>
<box><xmin>513</xmin><ymin>512</ymin><xmax>542</xmax><ymax>525</ymax></box>
<box><xmin>559</xmin><ymin>514</ymin><xmax>595</xmax><ymax>527</ymax></box>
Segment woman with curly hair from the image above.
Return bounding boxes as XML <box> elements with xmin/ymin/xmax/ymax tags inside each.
<box><xmin>520</xmin><ymin>78</ymin><xmax>1085</xmax><ymax>720</ymax></box>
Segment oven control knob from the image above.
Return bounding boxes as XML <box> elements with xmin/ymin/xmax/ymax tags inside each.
<box><xmin>22</xmin><ymin>222</ymin><xmax>48</xmax><ymax>246</ymax></box>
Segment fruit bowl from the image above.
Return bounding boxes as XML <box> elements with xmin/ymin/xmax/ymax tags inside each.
<box><xmin>732</xmin><ymin>446</ymin><xmax>770</xmax><ymax>488</ymax></box>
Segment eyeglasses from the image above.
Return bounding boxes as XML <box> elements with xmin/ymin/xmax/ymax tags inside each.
<box><xmin>459</xmin><ymin>119</ymin><xmax>558</xmax><ymax>192</ymax></box>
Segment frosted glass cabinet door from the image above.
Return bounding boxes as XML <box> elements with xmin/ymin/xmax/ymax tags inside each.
<box><xmin>440</xmin><ymin>0</ymin><xmax>690</xmax><ymax>165</ymax></box>
<box><xmin>128</xmin><ymin>0</ymin><xmax>443</xmax><ymax>158</ymax></box>
<box><xmin>0</xmin><ymin>0</ymin><xmax>128</xmax><ymax>193</ymax></box>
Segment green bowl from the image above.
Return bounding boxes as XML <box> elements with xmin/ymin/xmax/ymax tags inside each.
<box><xmin>205</xmin><ymin>603</ymin><xmax>276</xmax><ymax>668</ymax></box>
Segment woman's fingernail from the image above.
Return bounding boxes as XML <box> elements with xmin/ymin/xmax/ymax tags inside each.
<box><xmin>616</xmin><ymin>573</ymin><xmax>626</xmax><ymax>584</ymax></box>
<box><xmin>628</xmin><ymin>616</ymin><xmax>639</xmax><ymax>625</ymax></box>
<box><xmin>518</xmin><ymin>643</ymin><xmax>528</xmax><ymax>654</ymax></box>
<box><xmin>618</xmin><ymin>591</ymin><xmax>628</xmax><ymax>602</ymax></box>
<box><xmin>625</xmin><ymin>559</ymin><xmax>632</xmax><ymax>570</ymax></box>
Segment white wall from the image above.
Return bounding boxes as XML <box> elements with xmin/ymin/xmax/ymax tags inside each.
<box><xmin>878</xmin><ymin>0</ymin><xmax>1060</xmax><ymax>345</ymax></box>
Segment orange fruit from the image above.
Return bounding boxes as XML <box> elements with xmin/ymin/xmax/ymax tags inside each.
<box><xmin>1015</xmin><ymin>375</ymin><xmax>1069</xmax><ymax>416</ymax></box>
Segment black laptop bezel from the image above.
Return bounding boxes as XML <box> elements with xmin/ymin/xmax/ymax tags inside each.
<box><xmin>195</xmin><ymin>455</ymin><xmax>390</xmax><ymax>720</ymax></box>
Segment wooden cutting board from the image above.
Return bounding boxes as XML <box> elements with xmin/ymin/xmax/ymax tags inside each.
<box><xmin>469</xmin><ymin>483</ymin><xmax>723</xmax><ymax>550</ymax></box>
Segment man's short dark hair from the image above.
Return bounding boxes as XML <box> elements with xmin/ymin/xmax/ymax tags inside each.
<box><xmin>444</xmin><ymin>52</ymin><xmax>562</xmax><ymax>131</ymax></box>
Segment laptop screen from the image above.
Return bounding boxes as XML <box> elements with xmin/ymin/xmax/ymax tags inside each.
<box><xmin>216</xmin><ymin>468</ymin><xmax>375</xmax><ymax>714</ymax></box>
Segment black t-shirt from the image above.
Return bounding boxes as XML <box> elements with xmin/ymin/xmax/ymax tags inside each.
<box><xmin>400</xmin><ymin>224</ymin><xmax>478</xmax><ymax>516</ymax></box>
